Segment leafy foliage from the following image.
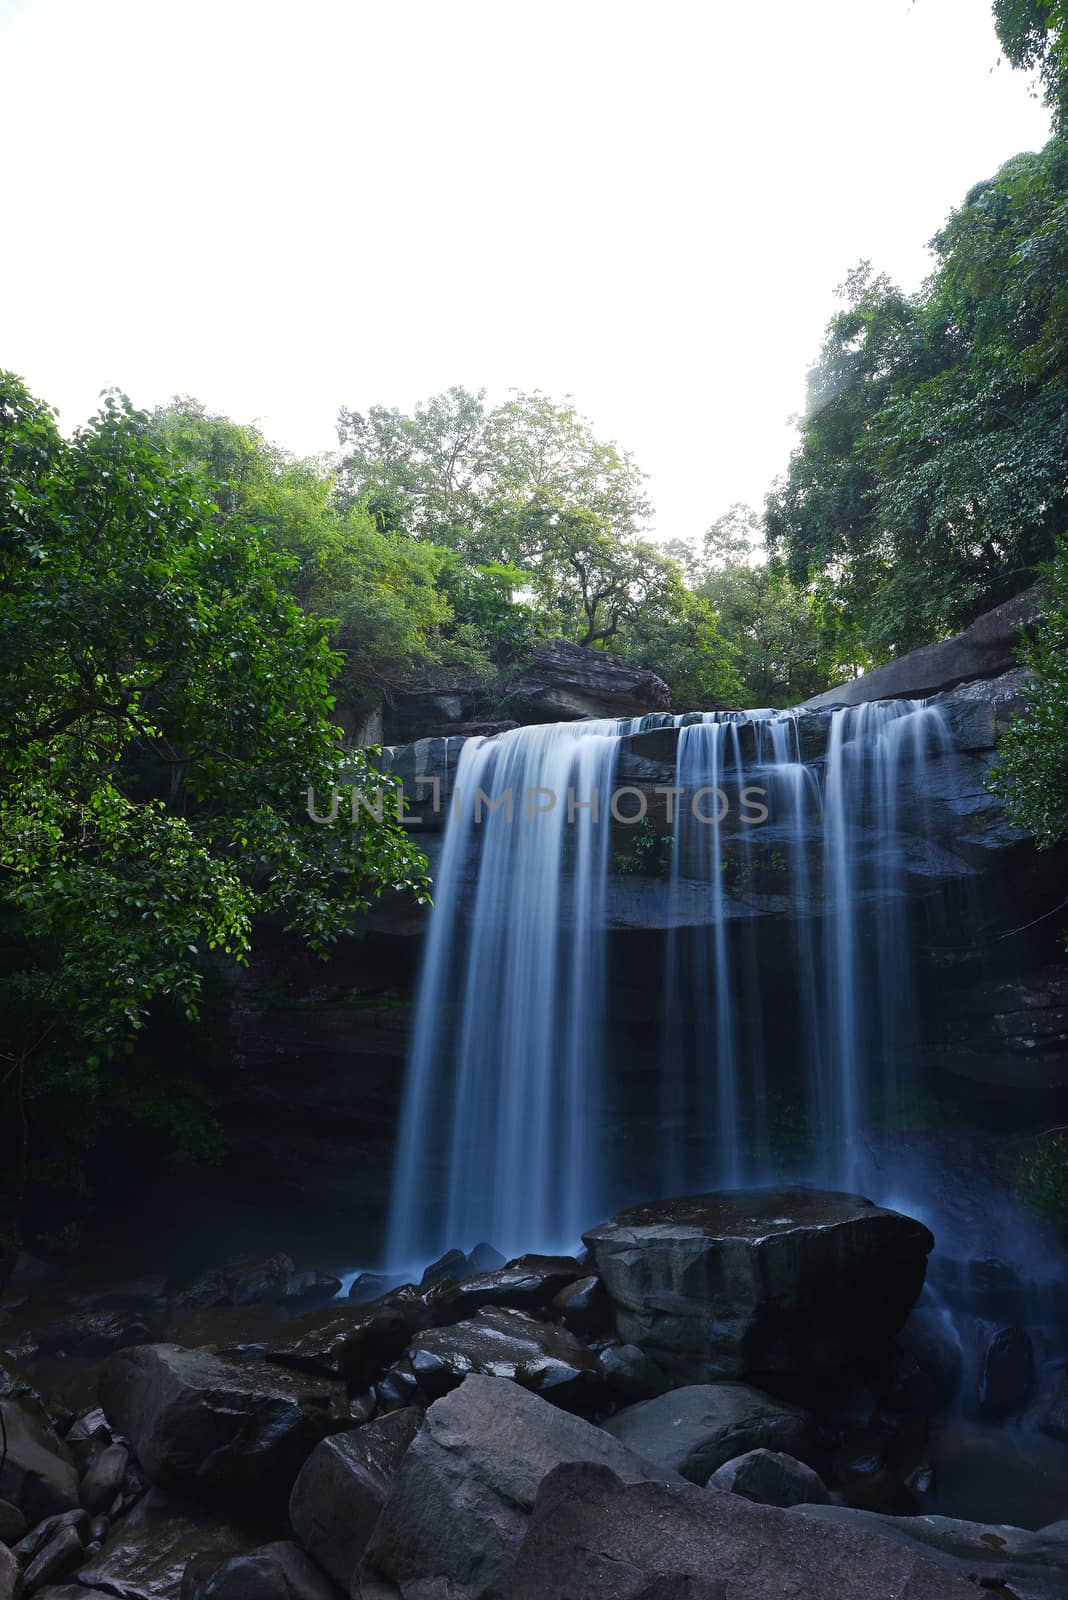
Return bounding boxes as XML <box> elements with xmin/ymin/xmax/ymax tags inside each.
<box><xmin>767</xmin><ymin>138</ymin><xmax>1068</xmax><ymax>657</ymax></box>
<box><xmin>994</xmin><ymin>0</ymin><xmax>1068</xmax><ymax>126</ymax></box>
<box><xmin>990</xmin><ymin>535</ymin><xmax>1068</xmax><ymax>849</ymax></box>
<box><xmin>0</xmin><ymin>374</ymin><xmax>428</xmax><ymax>1224</ymax></box>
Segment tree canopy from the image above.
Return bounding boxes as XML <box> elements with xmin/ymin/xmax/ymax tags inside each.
<box><xmin>0</xmin><ymin>375</ymin><xmax>428</xmax><ymax>1236</ymax></box>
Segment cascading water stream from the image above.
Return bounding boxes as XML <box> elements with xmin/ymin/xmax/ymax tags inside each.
<box><xmin>386</xmin><ymin>720</ymin><xmax>622</xmax><ymax>1268</ymax></box>
<box><xmin>387</xmin><ymin>696</ymin><xmax>950</xmax><ymax>1265</ymax></box>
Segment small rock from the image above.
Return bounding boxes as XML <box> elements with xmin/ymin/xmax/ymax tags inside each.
<box><xmin>706</xmin><ymin>1448</ymin><xmax>830</xmax><ymax>1507</ymax></box>
<box><xmin>87</xmin><ymin>1517</ymin><xmax>108</xmax><ymax>1545</ymax></box>
<box><xmin>552</xmin><ymin>1275</ymin><xmax>612</xmax><ymax>1338</ymax></box>
<box><xmin>79</xmin><ymin>1444</ymin><xmax>129</xmax><ymax>1516</ymax></box>
<box><xmin>598</xmin><ymin>1345</ymin><xmax>670</xmax><ymax>1402</ymax></box>
<box><xmin>374</xmin><ymin>1360</ymin><xmax>421</xmax><ymax>1411</ymax></box>
<box><xmin>347</xmin><ymin>1393</ymin><xmax>376</xmax><ymax>1424</ymax></box>
<box><xmin>63</xmin><ymin>1410</ymin><xmax>112</xmax><ymax>1473</ymax></box>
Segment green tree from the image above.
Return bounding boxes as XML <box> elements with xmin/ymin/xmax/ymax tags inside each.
<box><xmin>994</xmin><ymin>0</ymin><xmax>1068</xmax><ymax>125</ymax></box>
<box><xmin>990</xmin><ymin>539</ymin><xmax>1068</xmax><ymax>848</ymax></box>
<box><xmin>0</xmin><ymin>376</ymin><xmax>428</xmax><ymax>1244</ymax></box>
<box><xmin>768</xmin><ymin>139</ymin><xmax>1068</xmax><ymax>657</ymax></box>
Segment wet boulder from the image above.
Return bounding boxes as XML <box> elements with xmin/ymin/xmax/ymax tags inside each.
<box><xmin>181</xmin><ymin>1540</ymin><xmax>337</xmax><ymax>1600</ymax></box>
<box><xmin>20</xmin><ymin>1522</ymin><xmax>84</xmax><ymax>1591</ymax></box>
<box><xmin>0</xmin><ymin>1399</ymin><xmax>79</xmax><ymax>1526</ymax></box>
<box><xmin>288</xmin><ymin>1406</ymin><xmax>421</xmax><ymax>1589</ymax></box>
<box><xmin>602</xmin><ymin>1384</ymin><xmax>810</xmax><ymax>1485</ymax></box>
<box><xmin>79</xmin><ymin>1442</ymin><xmax>129</xmax><ymax>1516</ymax></box>
<box><xmin>360</xmin><ymin>1374</ymin><xmax>683</xmax><ymax>1599</ymax></box>
<box><xmin>551</xmin><ymin>1274</ymin><xmax>612</xmax><ymax>1338</ymax></box>
<box><xmin>707</xmin><ymin>1447</ymin><xmax>830</xmax><ymax>1507</ymax></box>
<box><xmin>99</xmin><ymin>1344</ymin><xmax>347</xmax><ymax>1510</ymax></box>
<box><xmin>265</xmin><ymin>1301</ymin><xmax>413</xmax><ymax>1388</ymax></box>
<box><xmin>78</xmin><ymin>1488</ymin><xmax>267</xmax><ymax>1599</ymax></box>
<box><xmin>584</xmin><ymin>1189</ymin><xmax>933</xmax><ymax>1379</ymax></box>
<box><xmin>509</xmin><ymin>1462</ymin><xmax>976</xmax><ymax>1600</ymax></box>
<box><xmin>444</xmin><ymin>1255</ymin><xmax>582</xmax><ymax>1316</ymax></box>
<box><xmin>407</xmin><ymin>1308</ymin><xmax>604</xmax><ymax>1410</ymax></box>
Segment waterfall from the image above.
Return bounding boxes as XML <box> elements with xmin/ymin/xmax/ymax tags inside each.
<box><xmin>387</xmin><ymin>697</ymin><xmax>950</xmax><ymax>1267</ymax></box>
<box><xmin>386</xmin><ymin>719</ymin><xmax>622</xmax><ymax>1268</ymax></box>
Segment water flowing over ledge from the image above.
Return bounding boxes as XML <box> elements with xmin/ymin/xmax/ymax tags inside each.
<box><xmin>386</xmin><ymin>699</ymin><xmax>962</xmax><ymax>1266</ymax></box>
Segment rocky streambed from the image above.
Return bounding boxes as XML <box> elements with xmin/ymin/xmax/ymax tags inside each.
<box><xmin>2</xmin><ymin>1190</ymin><xmax>1068</xmax><ymax>1599</ymax></box>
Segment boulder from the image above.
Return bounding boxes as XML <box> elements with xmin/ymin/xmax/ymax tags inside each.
<box><xmin>20</xmin><ymin>1523</ymin><xmax>83</xmax><ymax>1592</ymax></box>
<box><xmin>289</xmin><ymin>1407</ymin><xmax>421</xmax><ymax>1590</ymax></box>
<box><xmin>0</xmin><ymin>1544</ymin><xmax>19</xmax><ymax>1600</ymax></box>
<box><xmin>0</xmin><ymin>1400</ymin><xmax>79</xmax><ymax>1525</ymax></box>
<box><xmin>181</xmin><ymin>1540</ymin><xmax>337</xmax><ymax>1600</ymax></box>
<box><xmin>978</xmin><ymin>1325</ymin><xmax>1035</xmax><ymax>1417</ymax></box>
<box><xmin>467</xmin><ymin>1243</ymin><xmax>507</xmax><ymax>1275</ymax></box>
<box><xmin>801</xmin><ymin>584</ymin><xmax>1043</xmax><ymax>709</ymax></box>
<box><xmin>99</xmin><ymin>1344</ymin><xmax>347</xmax><ymax>1510</ymax></box>
<box><xmin>79</xmin><ymin>1442</ymin><xmax>129</xmax><ymax>1516</ymax></box>
<box><xmin>418</xmin><ymin>1248</ymin><xmax>470</xmax><ymax>1289</ymax></box>
<box><xmin>706</xmin><ymin>1447</ymin><xmax>830</xmax><ymax>1508</ymax></box>
<box><xmin>360</xmin><ymin>1374</ymin><xmax>684</xmax><ymax>1599</ymax></box>
<box><xmin>791</xmin><ymin>1503</ymin><xmax>1068</xmax><ymax>1600</ymax></box>
<box><xmin>602</xmin><ymin>1384</ymin><xmax>809</xmax><ymax>1485</ymax></box>
<box><xmin>265</xmin><ymin>1302</ymin><xmax>413</xmax><ymax>1388</ymax></box>
<box><xmin>346</xmin><ymin>1274</ymin><xmax>398</xmax><ymax>1305</ymax></box>
<box><xmin>1040</xmin><ymin>1370</ymin><xmax>1068</xmax><ymax>1441</ymax></box>
<box><xmin>78</xmin><ymin>1489</ymin><xmax>267</xmax><ymax>1600</ymax></box>
<box><xmin>506</xmin><ymin>639</ymin><xmax>672</xmax><ymax>723</ymax></box>
<box><xmin>508</xmin><ymin>1461</ymin><xmax>977</xmax><ymax>1600</ymax></box>
<box><xmin>445</xmin><ymin>1255</ymin><xmax>582</xmax><ymax>1315</ymax></box>
<box><xmin>281</xmin><ymin>1271</ymin><xmax>343</xmax><ymax>1309</ymax></box>
<box><xmin>11</xmin><ymin>1510</ymin><xmax>89</xmax><ymax>1569</ymax></box>
<box><xmin>584</xmin><ymin>1189</ymin><xmax>932</xmax><ymax>1379</ymax></box>
<box><xmin>407</xmin><ymin>1308</ymin><xmax>604</xmax><ymax>1410</ymax></box>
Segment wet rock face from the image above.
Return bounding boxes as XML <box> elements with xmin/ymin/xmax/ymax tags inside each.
<box><xmin>99</xmin><ymin>1344</ymin><xmax>348</xmax><ymax>1511</ymax></box>
<box><xmin>408</xmin><ymin>1307</ymin><xmax>604</xmax><ymax>1410</ymax></box>
<box><xmin>584</xmin><ymin>1189</ymin><xmax>934</xmax><ymax>1380</ymax></box>
<box><xmin>509</xmin><ymin>1461</ymin><xmax>978</xmax><ymax>1600</ymax></box>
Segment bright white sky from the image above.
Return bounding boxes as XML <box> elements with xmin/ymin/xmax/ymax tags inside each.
<box><xmin>0</xmin><ymin>0</ymin><xmax>1052</xmax><ymax>545</ymax></box>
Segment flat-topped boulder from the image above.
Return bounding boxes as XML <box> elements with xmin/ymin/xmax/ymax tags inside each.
<box><xmin>801</xmin><ymin>584</ymin><xmax>1042</xmax><ymax>709</ymax></box>
<box><xmin>583</xmin><ymin>1189</ymin><xmax>933</xmax><ymax>1380</ymax></box>
<box><xmin>505</xmin><ymin>638</ymin><xmax>672</xmax><ymax>722</ymax></box>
